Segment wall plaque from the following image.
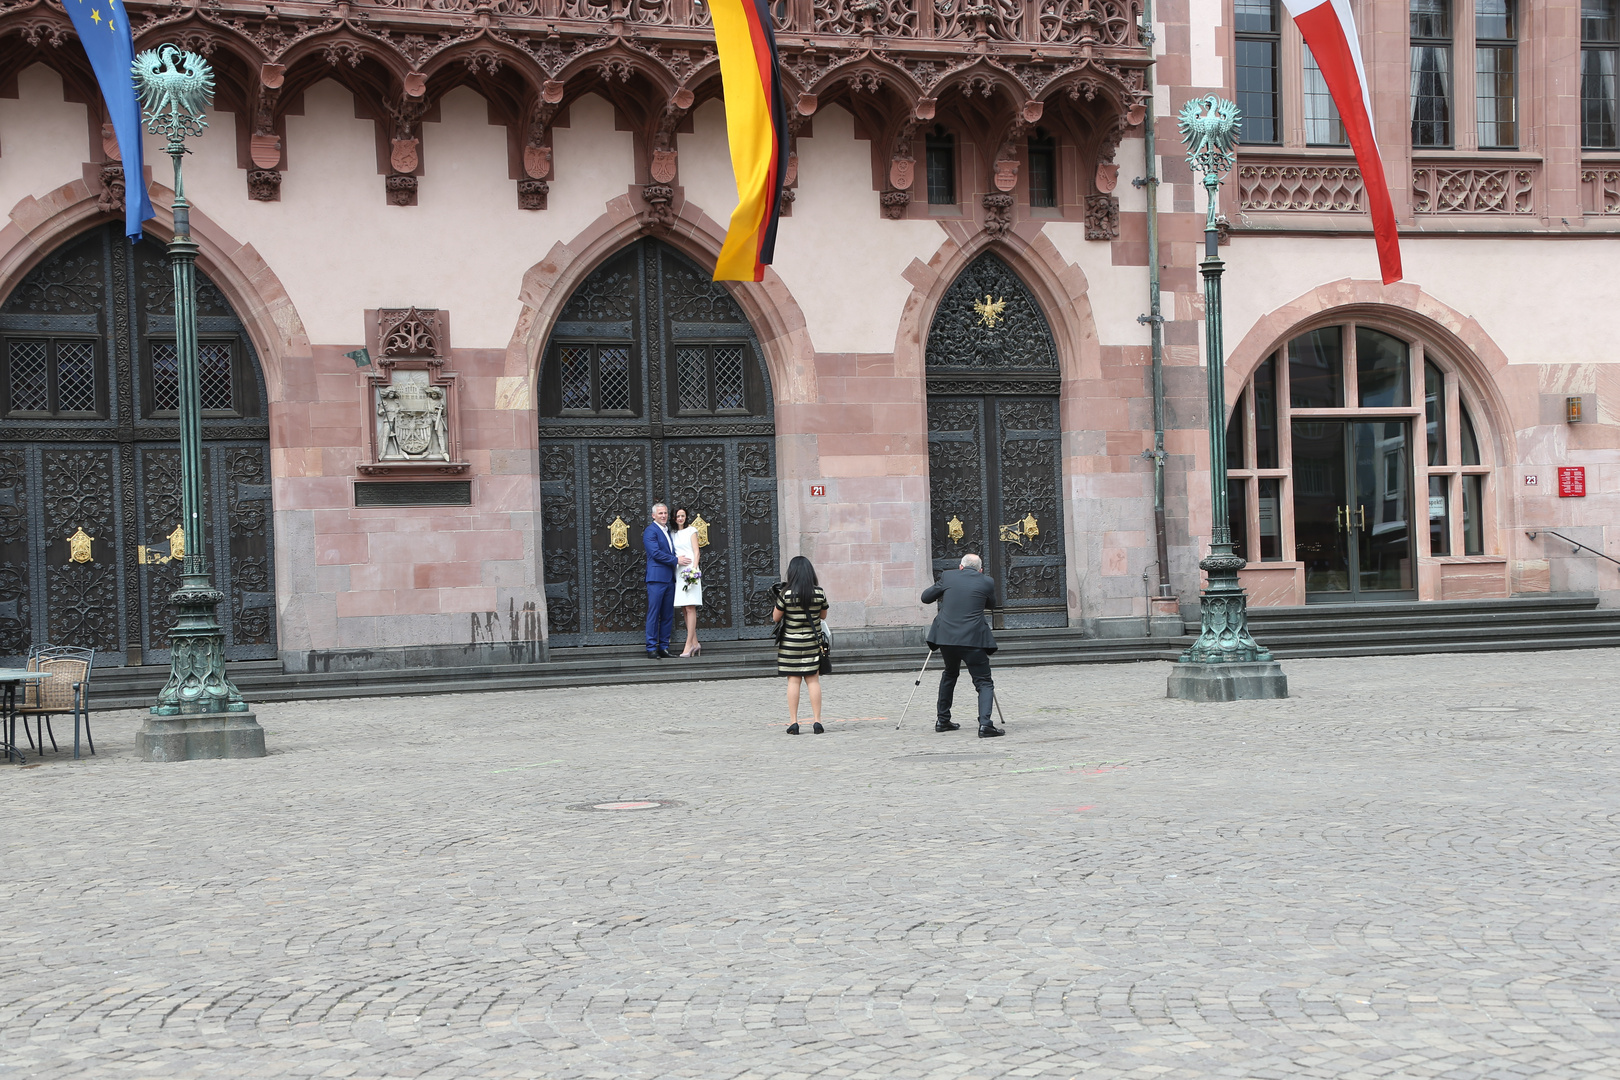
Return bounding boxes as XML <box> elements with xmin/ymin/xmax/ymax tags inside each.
<box><xmin>1558</xmin><ymin>466</ymin><xmax>1586</xmax><ymax>497</ymax></box>
<box><xmin>358</xmin><ymin>306</ymin><xmax>470</xmax><ymax>477</ymax></box>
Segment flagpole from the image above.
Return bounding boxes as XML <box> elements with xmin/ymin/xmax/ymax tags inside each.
<box><xmin>132</xmin><ymin>45</ymin><xmax>266</xmax><ymax>761</ymax></box>
<box><xmin>1166</xmin><ymin>95</ymin><xmax>1287</xmax><ymax>704</ymax></box>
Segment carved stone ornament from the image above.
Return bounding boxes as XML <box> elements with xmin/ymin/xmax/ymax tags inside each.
<box><xmin>518</xmin><ymin>178</ymin><xmax>549</xmax><ymax>211</ymax></box>
<box><xmin>994</xmin><ymin>159</ymin><xmax>1020</xmax><ymax>193</ymax></box>
<box><xmin>250</xmin><ymin>133</ymin><xmax>282</xmax><ymax>169</ymax></box>
<box><xmin>881</xmin><ymin>189</ymin><xmax>911</xmax><ymax>219</ymax></box>
<box><xmin>890</xmin><ymin>157</ymin><xmax>915</xmax><ymax>191</ymax></box>
<box><xmin>247</xmin><ymin>168</ymin><xmax>282</xmax><ymax>202</ymax></box>
<box><xmin>359</xmin><ymin>307</ymin><xmax>469</xmax><ymax>478</ymax></box>
<box><xmin>524</xmin><ymin>144</ymin><xmax>552</xmax><ymax>180</ymax></box>
<box><xmin>650</xmin><ymin>149</ymin><xmax>678</xmax><ymax>184</ymax></box>
<box><xmin>1095</xmin><ymin>162</ymin><xmax>1120</xmax><ymax>194</ymax></box>
<box><xmin>1085</xmin><ymin>193</ymin><xmax>1120</xmax><ymax>240</ymax></box>
<box><xmin>982</xmin><ymin>193</ymin><xmax>1015</xmax><ymax>237</ymax></box>
<box><xmin>97</xmin><ymin>162</ymin><xmax>125</xmax><ymax>214</ymax></box>
<box><xmin>386</xmin><ymin>174</ymin><xmax>418</xmax><ymax>207</ymax></box>
<box><xmin>642</xmin><ymin>183</ymin><xmax>675</xmax><ymax>228</ymax></box>
<box><xmin>390</xmin><ymin>138</ymin><xmax>420</xmax><ymax>174</ymax></box>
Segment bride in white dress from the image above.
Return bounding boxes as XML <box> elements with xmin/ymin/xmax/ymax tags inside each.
<box><xmin>672</xmin><ymin>507</ymin><xmax>703</xmax><ymax>656</ymax></box>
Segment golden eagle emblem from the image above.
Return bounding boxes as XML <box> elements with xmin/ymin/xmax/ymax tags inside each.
<box><xmin>972</xmin><ymin>294</ymin><xmax>1007</xmax><ymax>328</ymax></box>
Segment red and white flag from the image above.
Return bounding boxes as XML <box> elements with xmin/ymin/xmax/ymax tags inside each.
<box><xmin>1282</xmin><ymin>0</ymin><xmax>1402</xmax><ymax>284</ymax></box>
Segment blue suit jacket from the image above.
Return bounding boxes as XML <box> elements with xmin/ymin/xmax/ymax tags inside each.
<box><xmin>643</xmin><ymin>522</ymin><xmax>678</xmax><ymax>583</ymax></box>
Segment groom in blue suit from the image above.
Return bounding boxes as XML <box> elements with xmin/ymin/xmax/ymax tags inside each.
<box><xmin>643</xmin><ymin>502</ymin><xmax>686</xmax><ymax>658</ymax></box>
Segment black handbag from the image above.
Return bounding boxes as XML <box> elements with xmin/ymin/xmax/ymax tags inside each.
<box><xmin>817</xmin><ymin>624</ymin><xmax>832</xmax><ymax>675</ymax></box>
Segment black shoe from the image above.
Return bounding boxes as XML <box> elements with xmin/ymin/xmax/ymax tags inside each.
<box><xmin>935</xmin><ymin>720</ymin><xmax>960</xmax><ymax>733</ymax></box>
<box><xmin>646</xmin><ymin>651</ymin><xmax>659</xmax><ymax>659</ymax></box>
<box><xmin>656</xmin><ymin>649</ymin><xmax>671</xmax><ymax>658</ymax></box>
<box><xmin>786</xmin><ymin>723</ymin><xmax>801</xmax><ymax>735</ymax></box>
<box><xmin>812</xmin><ymin>722</ymin><xmax>825</xmax><ymax>734</ymax></box>
<box><xmin>978</xmin><ymin>725</ymin><xmax>1005</xmax><ymax>738</ymax></box>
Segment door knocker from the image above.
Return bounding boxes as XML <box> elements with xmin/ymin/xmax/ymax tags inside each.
<box><xmin>608</xmin><ymin>516</ymin><xmax>629</xmax><ymax>550</ymax></box>
<box><xmin>946</xmin><ymin>515</ymin><xmax>964</xmax><ymax>544</ymax></box>
<box><xmin>691</xmin><ymin>513</ymin><xmax>711</xmax><ymax>547</ymax></box>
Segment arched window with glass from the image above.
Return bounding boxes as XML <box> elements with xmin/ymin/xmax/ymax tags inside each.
<box><xmin>1226</xmin><ymin>321</ymin><xmax>1493</xmax><ymax>603</ymax></box>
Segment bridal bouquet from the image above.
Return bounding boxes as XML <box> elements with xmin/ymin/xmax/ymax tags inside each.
<box><xmin>681</xmin><ymin>566</ymin><xmax>702</xmax><ymax>589</ymax></box>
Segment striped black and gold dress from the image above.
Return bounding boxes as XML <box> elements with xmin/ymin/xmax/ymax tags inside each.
<box><xmin>775</xmin><ymin>586</ymin><xmax>828</xmax><ymax>676</ymax></box>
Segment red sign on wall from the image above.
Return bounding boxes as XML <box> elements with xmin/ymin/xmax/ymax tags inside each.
<box><xmin>1558</xmin><ymin>466</ymin><xmax>1586</xmax><ymax>497</ymax></box>
<box><xmin>809</xmin><ymin>484</ymin><xmax>826</xmax><ymax>497</ymax></box>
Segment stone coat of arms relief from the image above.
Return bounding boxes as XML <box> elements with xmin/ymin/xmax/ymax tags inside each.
<box><xmin>357</xmin><ymin>307</ymin><xmax>469</xmax><ymax>477</ymax></box>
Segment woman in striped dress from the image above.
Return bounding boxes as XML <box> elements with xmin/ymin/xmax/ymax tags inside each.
<box><xmin>773</xmin><ymin>555</ymin><xmax>829</xmax><ymax>735</ymax></box>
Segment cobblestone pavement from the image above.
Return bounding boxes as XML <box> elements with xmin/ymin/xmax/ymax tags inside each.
<box><xmin>2</xmin><ymin>649</ymin><xmax>1618</xmax><ymax>1080</ymax></box>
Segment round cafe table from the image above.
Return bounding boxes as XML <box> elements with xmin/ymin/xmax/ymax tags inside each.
<box><xmin>0</xmin><ymin>669</ymin><xmax>51</xmax><ymax>765</ymax></box>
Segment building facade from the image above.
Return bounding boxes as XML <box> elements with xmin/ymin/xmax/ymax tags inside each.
<box><xmin>0</xmin><ymin>0</ymin><xmax>1614</xmax><ymax>672</ymax></box>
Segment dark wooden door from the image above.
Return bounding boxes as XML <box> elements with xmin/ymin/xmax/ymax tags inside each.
<box><xmin>537</xmin><ymin>240</ymin><xmax>781</xmax><ymax>645</ymax></box>
<box><xmin>925</xmin><ymin>253</ymin><xmax>1067</xmax><ymax>627</ymax></box>
<box><xmin>0</xmin><ymin>223</ymin><xmax>275</xmax><ymax>667</ymax></box>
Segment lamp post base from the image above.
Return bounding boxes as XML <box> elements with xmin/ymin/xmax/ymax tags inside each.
<box><xmin>1167</xmin><ymin>660</ymin><xmax>1288</xmax><ymax>702</ymax></box>
<box><xmin>137</xmin><ymin>711</ymin><xmax>267</xmax><ymax>762</ymax></box>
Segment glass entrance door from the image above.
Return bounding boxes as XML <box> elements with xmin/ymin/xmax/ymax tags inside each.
<box><xmin>1292</xmin><ymin>420</ymin><xmax>1415</xmax><ymax>601</ymax></box>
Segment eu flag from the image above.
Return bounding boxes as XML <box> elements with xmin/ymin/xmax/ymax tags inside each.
<box><xmin>62</xmin><ymin>0</ymin><xmax>154</xmax><ymax>239</ymax></box>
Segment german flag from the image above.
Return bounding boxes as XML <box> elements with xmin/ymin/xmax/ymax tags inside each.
<box><xmin>710</xmin><ymin>0</ymin><xmax>788</xmax><ymax>282</ymax></box>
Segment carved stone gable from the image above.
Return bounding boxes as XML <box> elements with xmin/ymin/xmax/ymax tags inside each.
<box><xmin>925</xmin><ymin>254</ymin><xmax>1059</xmax><ymax>373</ymax></box>
<box><xmin>377</xmin><ymin>306</ymin><xmax>446</xmax><ymax>363</ymax></box>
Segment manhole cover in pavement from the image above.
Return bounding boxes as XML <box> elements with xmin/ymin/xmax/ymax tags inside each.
<box><xmin>568</xmin><ymin>799</ymin><xmax>682</xmax><ymax>812</ymax></box>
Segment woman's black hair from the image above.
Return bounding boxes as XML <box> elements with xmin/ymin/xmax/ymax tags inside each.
<box><xmin>784</xmin><ymin>555</ymin><xmax>818</xmax><ymax>605</ymax></box>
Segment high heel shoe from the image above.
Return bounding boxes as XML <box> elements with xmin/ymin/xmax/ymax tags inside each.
<box><xmin>691</xmin><ymin>643</ymin><xmax>702</xmax><ymax>657</ymax></box>
<box><xmin>786</xmin><ymin>722</ymin><xmax>800</xmax><ymax>735</ymax></box>
<box><xmin>812</xmin><ymin>722</ymin><xmax>825</xmax><ymax>734</ymax></box>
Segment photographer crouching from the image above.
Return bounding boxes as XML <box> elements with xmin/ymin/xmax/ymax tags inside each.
<box><xmin>921</xmin><ymin>553</ymin><xmax>1004</xmax><ymax>739</ymax></box>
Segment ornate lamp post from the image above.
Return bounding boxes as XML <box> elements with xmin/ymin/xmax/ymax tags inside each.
<box><xmin>1166</xmin><ymin>96</ymin><xmax>1287</xmax><ymax>702</ymax></box>
<box><xmin>132</xmin><ymin>45</ymin><xmax>266</xmax><ymax>760</ymax></box>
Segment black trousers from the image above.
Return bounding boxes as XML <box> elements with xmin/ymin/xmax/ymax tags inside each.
<box><xmin>936</xmin><ymin>645</ymin><xmax>994</xmax><ymax>727</ymax></box>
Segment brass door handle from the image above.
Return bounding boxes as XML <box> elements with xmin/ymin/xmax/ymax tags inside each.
<box><xmin>67</xmin><ymin>527</ymin><xmax>95</xmax><ymax>564</ymax></box>
<box><xmin>609</xmin><ymin>516</ymin><xmax>629</xmax><ymax>550</ymax></box>
<box><xmin>1357</xmin><ymin>504</ymin><xmax>1366</xmax><ymax>529</ymax></box>
<box><xmin>137</xmin><ymin>525</ymin><xmax>186</xmax><ymax>565</ymax></box>
<box><xmin>1336</xmin><ymin>506</ymin><xmax>1346</xmax><ymax>532</ymax></box>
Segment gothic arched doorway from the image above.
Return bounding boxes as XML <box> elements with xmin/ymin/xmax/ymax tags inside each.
<box><xmin>0</xmin><ymin>222</ymin><xmax>276</xmax><ymax>666</ymax></box>
<box><xmin>925</xmin><ymin>252</ymin><xmax>1068</xmax><ymax>627</ymax></box>
<box><xmin>537</xmin><ymin>239</ymin><xmax>781</xmax><ymax>646</ymax></box>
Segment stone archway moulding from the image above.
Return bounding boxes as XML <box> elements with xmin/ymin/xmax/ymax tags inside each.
<box><xmin>506</xmin><ymin>192</ymin><xmax>819</xmax><ymax>423</ymax></box>
<box><xmin>1224</xmin><ymin>279</ymin><xmax>1520</xmax><ymax>468</ymax></box>
<box><xmin>0</xmin><ymin>178</ymin><xmax>312</xmax><ymax>399</ymax></box>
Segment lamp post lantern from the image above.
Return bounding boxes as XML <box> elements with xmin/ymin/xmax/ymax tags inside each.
<box><xmin>132</xmin><ymin>45</ymin><xmax>266</xmax><ymax>759</ymax></box>
<box><xmin>1166</xmin><ymin>95</ymin><xmax>1287</xmax><ymax>702</ymax></box>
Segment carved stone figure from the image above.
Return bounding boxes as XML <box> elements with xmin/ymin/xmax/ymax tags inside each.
<box><xmin>376</xmin><ymin>372</ymin><xmax>450</xmax><ymax>462</ymax></box>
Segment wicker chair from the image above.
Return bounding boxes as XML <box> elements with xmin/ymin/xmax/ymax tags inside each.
<box><xmin>17</xmin><ymin>645</ymin><xmax>95</xmax><ymax>759</ymax></box>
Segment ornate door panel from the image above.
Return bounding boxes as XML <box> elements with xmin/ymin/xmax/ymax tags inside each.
<box><xmin>925</xmin><ymin>252</ymin><xmax>1068</xmax><ymax>628</ymax></box>
<box><xmin>538</xmin><ymin>240</ymin><xmax>781</xmax><ymax>646</ymax></box>
<box><xmin>0</xmin><ymin>223</ymin><xmax>276</xmax><ymax>666</ymax></box>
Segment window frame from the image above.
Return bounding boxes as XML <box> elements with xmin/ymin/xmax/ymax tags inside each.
<box><xmin>1582</xmin><ymin>0</ymin><xmax>1620</xmax><ymax>149</ymax></box>
<box><xmin>1474</xmin><ymin>0</ymin><xmax>1519</xmax><ymax>150</ymax></box>
<box><xmin>924</xmin><ymin>125</ymin><xmax>957</xmax><ymax>206</ymax></box>
<box><xmin>1226</xmin><ymin>321</ymin><xmax>1494</xmax><ymax>567</ymax></box>
<box><xmin>140</xmin><ymin>335</ymin><xmax>252</xmax><ymax>420</ymax></box>
<box><xmin>1236</xmin><ymin>0</ymin><xmax>1284</xmax><ymax>145</ymax></box>
<box><xmin>0</xmin><ymin>335</ymin><xmax>107</xmax><ymax>419</ymax></box>
<box><xmin>1411</xmin><ymin>0</ymin><xmax>1457</xmax><ymax>149</ymax></box>
<box><xmin>669</xmin><ymin>341</ymin><xmax>760</xmax><ymax>417</ymax></box>
<box><xmin>541</xmin><ymin>339</ymin><xmax>641</xmax><ymax>418</ymax></box>
<box><xmin>1026</xmin><ymin>128</ymin><xmax>1058</xmax><ymax>210</ymax></box>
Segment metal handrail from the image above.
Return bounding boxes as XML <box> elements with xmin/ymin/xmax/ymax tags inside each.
<box><xmin>1526</xmin><ymin>529</ymin><xmax>1620</xmax><ymax>569</ymax></box>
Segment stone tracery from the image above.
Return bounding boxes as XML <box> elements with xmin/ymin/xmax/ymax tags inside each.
<box><xmin>0</xmin><ymin>0</ymin><xmax>1147</xmax><ymax>222</ymax></box>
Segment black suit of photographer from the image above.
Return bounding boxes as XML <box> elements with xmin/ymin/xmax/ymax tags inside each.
<box><xmin>921</xmin><ymin>565</ymin><xmax>1001</xmax><ymax>735</ymax></box>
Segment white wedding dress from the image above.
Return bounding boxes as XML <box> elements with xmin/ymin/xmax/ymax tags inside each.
<box><xmin>673</xmin><ymin>527</ymin><xmax>703</xmax><ymax>607</ymax></box>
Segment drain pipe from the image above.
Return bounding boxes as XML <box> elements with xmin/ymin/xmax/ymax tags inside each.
<box><xmin>1135</xmin><ymin>0</ymin><xmax>1173</xmax><ymax>604</ymax></box>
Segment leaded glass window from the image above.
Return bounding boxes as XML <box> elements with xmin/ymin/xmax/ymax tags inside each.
<box><xmin>925</xmin><ymin>126</ymin><xmax>956</xmax><ymax>205</ymax></box>
<box><xmin>2</xmin><ymin>338</ymin><xmax>101</xmax><ymax>417</ymax></box>
<box><xmin>1411</xmin><ymin>0</ymin><xmax>1454</xmax><ymax>147</ymax></box>
<box><xmin>1304</xmin><ymin>46</ymin><xmax>1347</xmax><ymax>146</ymax></box>
<box><xmin>1027</xmin><ymin>129</ymin><xmax>1056</xmax><ymax>207</ymax></box>
<box><xmin>1583</xmin><ymin>0</ymin><xmax>1619</xmax><ymax>148</ymax></box>
<box><xmin>1476</xmin><ymin>0</ymin><xmax>1517</xmax><ymax>149</ymax></box>
<box><xmin>1236</xmin><ymin>0</ymin><xmax>1281</xmax><ymax>144</ymax></box>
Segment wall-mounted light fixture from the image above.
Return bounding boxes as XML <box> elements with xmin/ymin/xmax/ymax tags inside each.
<box><xmin>1567</xmin><ymin>395</ymin><xmax>1583</xmax><ymax>424</ymax></box>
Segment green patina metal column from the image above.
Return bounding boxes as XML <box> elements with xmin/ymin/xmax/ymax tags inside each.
<box><xmin>1166</xmin><ymin>96</ymin><xmax>1286</xmax><ymax>702</ymax></box>
<box><xmin>133</xmin><ymin>46</ymin><xmax>265</xmax><ymax>758</ymax></box>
